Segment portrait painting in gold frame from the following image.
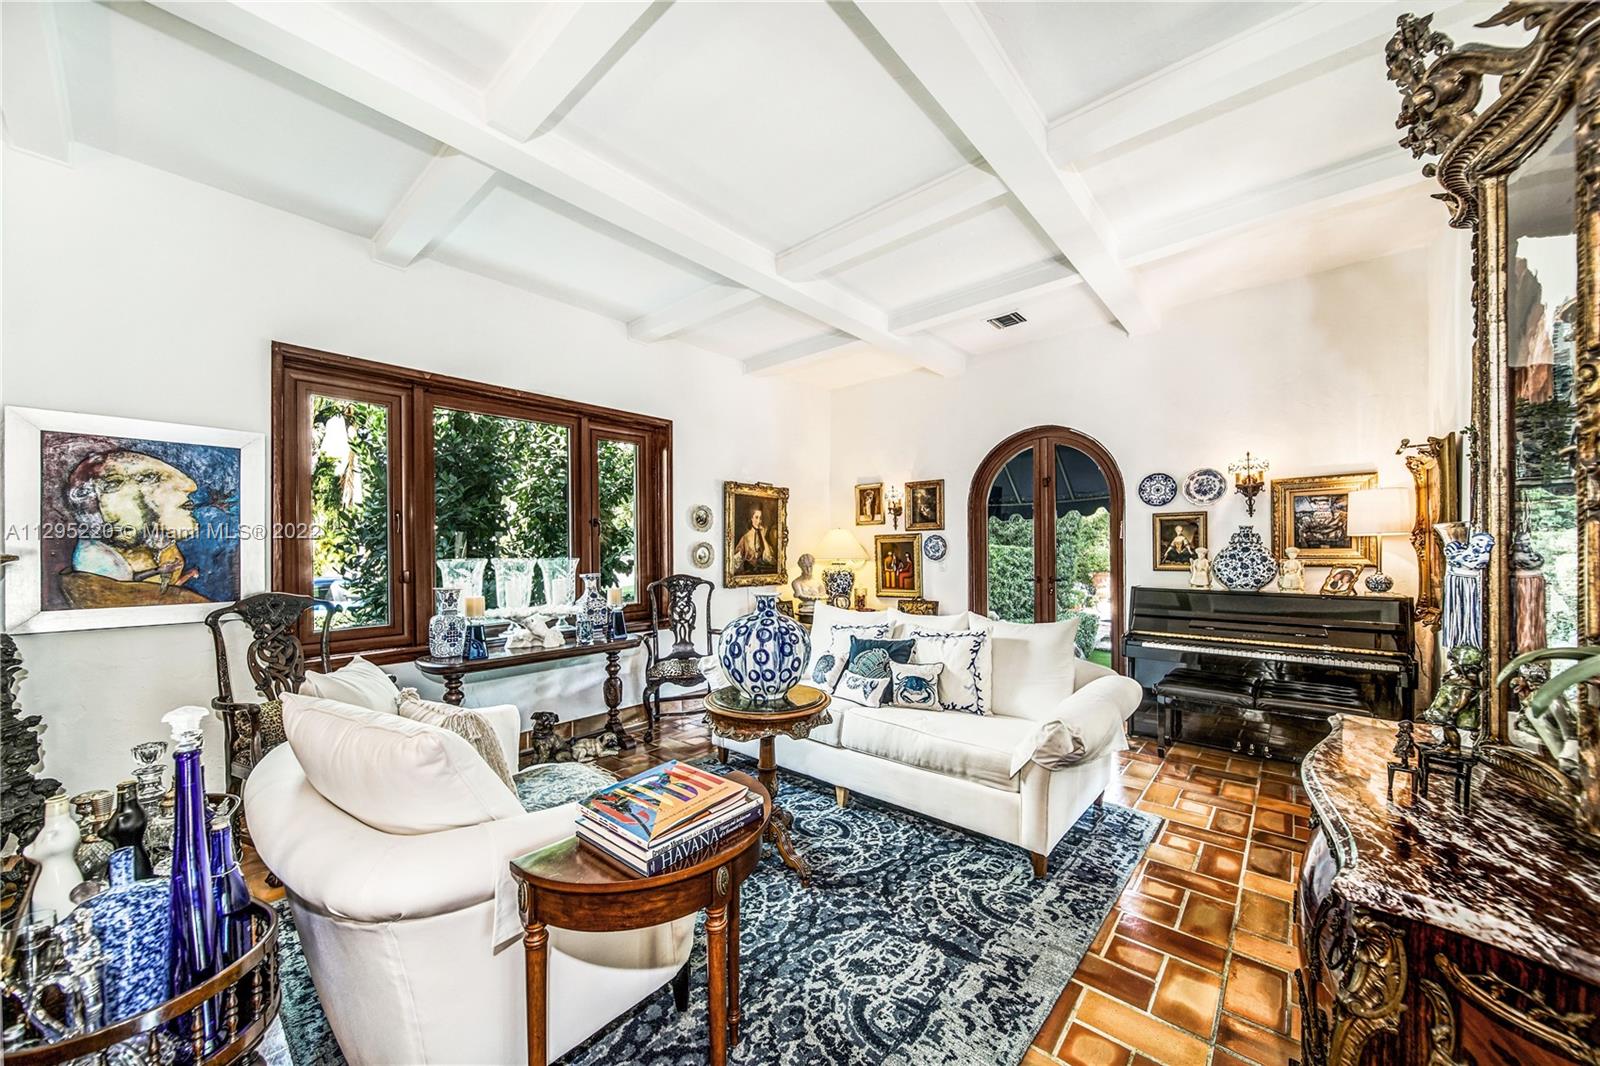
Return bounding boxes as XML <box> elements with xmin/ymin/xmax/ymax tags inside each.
<box><xmin>855</xmin><ymin>482</ymin><xmax>884</xmax><ymax>526</ymax></box>
<box><xmin>723</xmin><ymin>481</ymin><xmax>788</xmax><ymax>588</ymax></box>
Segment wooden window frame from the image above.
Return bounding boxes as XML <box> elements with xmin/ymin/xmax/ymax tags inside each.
<box><xmin>271</xmin><ymin>342</ymin><xmax>673</xmax><ymax>664</ymax></box>
<box><xmin>967</xmin><ymin>425</ymin><xmax>1125</xmax><ymax>672</ymax></box>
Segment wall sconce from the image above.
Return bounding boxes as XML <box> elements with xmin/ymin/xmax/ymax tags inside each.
<box><xmin>1229</xmin><ymin>452</ymin><xmax>1269</xmax><ymax>516</ymax></box>
<box><xmin>887</xmin><ymin>486</ymin><xmax>904</xmax><ymax>530</ymax></box>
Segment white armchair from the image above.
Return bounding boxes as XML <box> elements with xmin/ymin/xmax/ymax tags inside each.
<box><xmin>246</xmin><ymin>695</ymin><xmax>694</xmax><ymax>1065</ymax></box>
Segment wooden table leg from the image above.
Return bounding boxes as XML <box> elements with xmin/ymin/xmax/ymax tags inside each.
<box><xmin>706</xmin><ymin>902</ymin><xmax>729</xmax><ymax>1066</ymax></box>
<box><xmin>757</xmin><ymin>736</ymin><xmax>811</xmax><ymax>884</ymax></box>
<box><xmin>523</xmin><ymin>920</ymin><xmax>548</xmax><ymax>1066</ymax></box>
<box><xmin>602</xmin><ymin>649</ymin><xmax>637</xmax><ymax>750</ymax></box>
<box><xmin>442</xmin><ymin>671</ymin><xmax>465</xmax><ymax>707</ymax></box>
<box><xmin>728</xmin><ymin>881</ymin><xmax>742</xmax><ymax>1047</ymax></box>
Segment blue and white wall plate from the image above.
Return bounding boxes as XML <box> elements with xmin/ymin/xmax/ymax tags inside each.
<box><xmin>1183</xmin><ymin>468</ymin><xmax>1227</xmax><ymax>505</ymax></box>
<box><xmin>923</xmin><ymin>534</ymin><xmax>947</xmax><ymax>561</ymax></box>
<box><xmin>1137</xmin><ymin>473</ymin><xmax>1178</xmax><ymax>507</ymax></box>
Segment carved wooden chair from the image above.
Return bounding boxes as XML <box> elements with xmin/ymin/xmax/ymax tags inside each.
<box><xmin>642</xmin><ymin>574</ymin><xmax>716</xmax><ymax>742</ymax></box>
<box><xmin>205</xmin><ymin>592</ymin><xmax>333</xmax><ymax>796</ymax></box>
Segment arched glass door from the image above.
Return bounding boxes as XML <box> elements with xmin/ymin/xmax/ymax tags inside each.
<box><xmin>968</xmin><ymin>427</ymin><xmax>1124</xmax><ymax>669</ymax></box>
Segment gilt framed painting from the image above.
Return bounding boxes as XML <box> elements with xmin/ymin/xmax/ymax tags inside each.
<box><xmin>906</xmin><ymin>479</ymin><xmax>945</xmax><ymax>531</ymax></box>
<box><xmin>874</xmin><ymin>533</ymin><xmax>922</xmax><ymax>598</ymax></box>
<box><xmin>1152</xmin><ymin>511</ymin><xmax>1208</xmax><ymax>571</ymax></box>
<box><xmin>1269</xmin><ymin>472</ymin><xmax>1379</xmax><ymax>570</ymax></box>
<box><xmin>4</xmin><ymin>407</ymin><xmax>265</xmax><ymax>633</ymax></box>
<box><xmin>855</xmin><ymin>483</ymin><xmax>884</xmax><ymax>526</ymax></box>
<box><xmin>723</xmin><ymin>481</ymin><xmax>788</xmax><ymax>588</ymax></box>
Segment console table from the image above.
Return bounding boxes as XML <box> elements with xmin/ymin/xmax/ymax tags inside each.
<box><xmin>1296</xmin><ymin>714</ymin><xmax>1600</xmax><ymax>1065</ymax></box>
<box><xmin>415</xmin><ymin>634</ymin><xmax>642</xmax><ymax>754</ymax></box>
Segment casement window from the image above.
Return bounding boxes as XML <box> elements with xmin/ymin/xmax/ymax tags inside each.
<box><xmin>271</xmin><ymin>343</ymin><xmax>671</xmax><ymax>660</ymax></box>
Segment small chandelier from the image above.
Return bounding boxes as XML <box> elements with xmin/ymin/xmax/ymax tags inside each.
<box><xmin>887</xmin><ymin>486</ymin><xmax>905</xmax><ymax>530</ymax></box>
<box><xmin>1229</xmin><ymin>452</ymin><xmax>1269</xmax><ymax>517</ymax></box>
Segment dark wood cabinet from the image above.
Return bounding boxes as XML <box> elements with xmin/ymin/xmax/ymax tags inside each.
<box><xmin>1295</xmin><ymin>716</ymin><xmax>1600</xmax><ymax>1065</ymax></box>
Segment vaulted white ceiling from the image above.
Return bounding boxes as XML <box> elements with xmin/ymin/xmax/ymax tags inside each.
<box><xmin>4</xmin><ymin>0</ymin><xmax>1517</xmax><ymax>388</ymax></box>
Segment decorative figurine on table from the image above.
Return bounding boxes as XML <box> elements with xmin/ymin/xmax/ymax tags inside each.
<box><xmin>1188</xmin><ymin>547</ymin><xmax>1212</xmax><ymax>589</ymax></box>
<box><xmin>791</xmin><ymin>553</ymin><xmax>826</xmax><ymax>603</ymax></box>
<box><xmin>853</xmin><ymin>589</ymin><xmax>868</xmax><ymax>611</ymax></box>
<box><xmin>1508</xmin><ymin>662</ymin><xmax>1581</xmax><ymax>776</ymax></box>
<box><xmin>1277</xmin><ymin>547</ymin><xmax>1304</xmax><ymax>592</ymax></box>
<box><xmin>1438</xmin><ymin>525</ymin><xmax>1494</xmax><ymax>652</ymax></box>
<box><xmin>505</xmin><ymin>612</ymin><xmax>563</xmax><ymax>650</ymax></box>
<box><xmin>1386</xmin><ymin>719</ymin><xmax>1418</xmax><ymax>802</ymax></box>
<box><xmin>1417</xmin><ymin>644</ymin><xmax>1484</xmax><ymax>810</ymax></box>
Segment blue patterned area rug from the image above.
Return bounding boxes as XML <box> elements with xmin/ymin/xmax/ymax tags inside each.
<box><xmin>272</xmin><ymin>757</ymin><xmax>1158</xmax><ymax>1066</ymax></box>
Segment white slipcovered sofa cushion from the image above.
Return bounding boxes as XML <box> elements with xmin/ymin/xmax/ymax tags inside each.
<box><xmin>971</xmin><ymin>614</ymin><xmax>1082</xmax><ymax>720</ymax></box>
<box><xmin>282</xmin><ymin>691</ymin><xmax>523</xmax><ymax>835</ymax></box>
<box><xmin>838</xmin><ymin>703</ymin><xmax>1043</xmax><ymax>791</ymax></box>
<box><xmin>1006</xmin><ymin>675</ymin><xmax>1140</xmax><ymax>775</ymax></box>
<box><xmin>297</xmin><ymin>654</ymin><xmax>400</xmax><ymax>712</ymax></box>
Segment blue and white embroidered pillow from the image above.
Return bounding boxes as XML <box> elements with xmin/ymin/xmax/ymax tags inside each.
<box><xmin>910</xmin><ymin>628</ymin><xmax>993</xmax><ymax>715</ymax></box>
<box><xmin>889</xmin><ymin>661</ymin><xmax>944</xmax><ymax>709</ymax></box>
<box><xmin>806</xmin><ymin>623</ymin><xmax>890</xmax><ymax>690</ymax></box>
<box><xmin>836</xmin><ymin>670</ymin><xmax>889</xmax><ymax>707</ymax></box>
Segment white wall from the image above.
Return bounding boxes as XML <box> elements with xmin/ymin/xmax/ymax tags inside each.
<box><xmin>828</xmin><ymin>249</ymin><xmax>1439</xmax><ymax>615</ymax></box>
<box><xmin>1</xmin><ymin>146</ymin><xmax>829</xmax><ymax>794</ymax></box>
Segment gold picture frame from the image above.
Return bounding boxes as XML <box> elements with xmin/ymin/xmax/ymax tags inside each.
<box><xmin>855</xmin><ymin>483</ymin><xmax>884</xmax><ymax>526</ymax></box>
<box><xmin>897</xmin><ymin>597</ymin><xmax>940</xmax><ymax>615</ymax></box>
<box><xmin>1152</xmin><ymin>511</ymin><xmax>1208</xmax><ymax>572</ymax></box>
<box><xmin>723</xmin><ymin>481</ymin><xmax>788</xmax><ymax>588</ymax></box>
<box><xmin>873</xmin><ymin>534</ymin><xmax>922</xmax><ymax>598</ymax></box>
<box><xmin>905</xmin><ymin>479</ymin><xmax>945</xmax><ymax>531</ymax></box>
<box><xmin>1269</xmin><ymin>472</ymin><xmax>1379</xmax><ymax>570</ymax></box>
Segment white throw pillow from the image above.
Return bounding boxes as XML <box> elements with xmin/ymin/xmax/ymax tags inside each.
<box><xmin>395</xmin><ymin>688</ymin><xmax>517</xmax><ymax>792</ymax></box>
<box><xmin>889</xmin><ymin>611</ymin><xmax>971</xmax><ymax>638</ymax></box>
<box><xmin>909</xmin><ymin>628</ymin><xmax>993</xmax><ymax>715</ymax></box>
<box><xmin>804</xmin><ymin>623</ymin><xmax>891</xmax><ymax>690</ymax></box>
<box><xmin>810</xmin><ymin>602</ymin><xmax>892</xmax><ymax>653</ymax></box>
<box><xmin>297</xmin><ymin>655</ymin><xmax>400</xmax><ymax>713</ymax></box>
<box><xmin>981</xmin><ymin>616</ymin><xmax>1082</xmax><ymax>720</ymax></box>
<box><xmin>888</xmin><ymin>661</ymin><xmax>944</xmax><ymax>709</ymax></box>
<box><xmin>835</xmin><ymin>670</ymin><xmax>889</xmax><ymax>707</ymax></box>
<box><xmin>282</xmin><ymin>692</ymin><xmax>523</xmax><ymax>835</ymax></box>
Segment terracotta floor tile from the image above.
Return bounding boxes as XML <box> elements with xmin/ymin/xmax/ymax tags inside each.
<box><xmin>1091</xmin><ymin>909</ymin><xmax>1120</xmax><ymax>954</ymax></box>
<box><xmin>1257</xmin><ymin>778</ymin><xmax>1294</xmax><ymax>800</ymax></box>
<box><xmin>1253</xmin><ymin>809</ymin><xmax>1292</xmax><ymax>835</ymax></box>
<box><xmin>1232</xmin><ymin>930</ymin><xmax>1302</xmax><ymax>972</ymax></box>
<box><xmin>1212</xmin><ymin>1053</ymin><xmax>1253</xmax><ymax>1066</ymax></box>
<box><xmin>1223</xmin><ymin>955</ymin><xmax>1291</xmax><ymax>1033</ymax></box>
<box><xmin>1143</xmin><ymin>860</ymin><xmax>1240</xmax><ymax>904</ymax></box>
<box><xmin>1057</xmin><ymin>1024</ymin><xmax>1133</xmax><ymax>1066</ymax></box>
<box><xmin>1119</xmin><ymin>891</ymin><xmax>1182</xmax><ymax>927</ymax></box>
<box><xmin>1216</xmin><ymin>1013</ymin><xmax>1300</xmax><ymax>1066</ymax></box>
<box><xmin>1250</xmin><ymin>828</ymin><xmax>1304</xmax><ymax>852</ymax></box>
<box><xmin>1219</xmin><ymin>781</ymin><xmax>1258</xmax><ymax>803</ymax></box>
<box><xmin>1164</xmin><ymin>822</ymin><xmax>1254</xmax><ymax>850</ymax></box>
<box><xmin>1075</xmin><ymin>991</ymin><xmax>1209</xmax><ymax>1066</ymax></box>
<box><xmin>1210</xmin><ymin>810</ymin><xmax>1252</xmax><ymax>837</ymax></box>
<box><xmin>1184</xmin><ymin>790</ymin><xmax>1255</xmax><ymax>816</ymax></box>
<box><xmin>1246</xmin><ymin>844</ymin><xmax>1294</xmax><ymax>880</ymax></box>
<box><xmin>1024</xmin><ymin>1047</ymin><xmax>1063</xmax><ymax>1066</ymax></box>
<box><xmin>1196</xmin><ymin>845</ymin><xmax>1245</xmax><ymax>883</ymax></box>
<box><xmin>1135</xmin><ymin>801</ymin><xmax>1211</xmax><ymax>828</ymax></box>
<box><xmin>1116</xmin><ymin>914</ymin><xmax>1228</xmax><ymax>973</ymax></box>
<box><xmin>1238</xmin><ymin>891</ymin><xmax>1292</xmax><ymax>942</ymax></box>
<box><xmin>1151</xmin><ymin>957</ymin><xmax>1222</xmax><ymax>1038</ymax></box>
<box><xmin>1158</xmin><ymin>830</ymin><xmax>1203</xmax><ymax>855</ymax></box>
<box><xmin>1255</xmin><ymin>796</ymin><xmax>1312</xmax><ymax>818</ymax></box>
<box><xmin>1074</xmin><ymin>953</ymin><xmax>1157</xmax><ymax>1011</ymax></box>
<box><xmin>1243</xmin><ymin>872</ymin><xmax>1295</xmax><ymax>901</ymax></box>
<box><xmin>1130</xmin><ymin>872</ymin><xmax>1186</xmax><ymax>906</ymax></box>
<box><xmin>1104</xmin><ymin>935</ymin><xmax>1166</xmax><ymax>979</ymax></box>
<box><xmin>1036</xmin><ymin>982</ymin><xmax>1084</xmax><ymax>1053</ymax></box>
<box><xmin>1176</xmin><ymin>894</ymin><xmax>1235</xmax><ymax>946</ymax></box>
<box><xmin>1142</xmin><ymin>782</ymin><xmax>1181</xmax><ymax>806</ymax></box>
<box><xmin>1147</xmin><ymin>843</ymin><xmax>1199</xmax><ymax>870</ymax></box>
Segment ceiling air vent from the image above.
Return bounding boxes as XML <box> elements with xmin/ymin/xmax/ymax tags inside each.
<box><xmin>986</xmin><ymin>310</ymin><xmax>1027</xmax><ymax>330</ymax></box>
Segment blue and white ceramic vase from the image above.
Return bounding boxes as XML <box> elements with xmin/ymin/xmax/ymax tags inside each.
<box><xmin>576</xmin><ymin>573</ymin><xmax>609</xmax><ymax>645</ymax></box>
<box><xmin>719</xmin><ymin>593</ymin><xmax>810</xmax><ymax>702</ymax></box>
<box><xmin>823</xmin><ymin>568</ymin><xmax>855</xmax><ymax>608</ymax></box>
<box><xmin>1212</xmin><ymin>526</ymin><xmax>1276</xmax><ymax>591</ymax></box>
<box><xmin>428</xmin><ymin>587</ymin><xmax>468</xmax><ymax>659</ymax></box>
<box><xmin>76</xmin><ymin>877</ymin><xmax>172</xmax><ymax>1022</ymax></box>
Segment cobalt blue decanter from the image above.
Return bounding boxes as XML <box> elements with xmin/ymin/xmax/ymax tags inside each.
<box><xmin>208</xmin><ymin>795</ymin><xmax>252</xmax><ymax>967</ymax></box>
<box><xmin>163</xmin><ymin>706</ymin><xmax>219</xmax><ymax>1061</ymax></box>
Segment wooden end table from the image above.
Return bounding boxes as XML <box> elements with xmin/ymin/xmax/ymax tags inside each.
<box><xmin>703</xmin><ymin>685</ymin><xmax>832</xmax><ymax>885</ymax></box>
<box><xmin>510</xmin><ymin>771</ymin><xmax>770</xmax><ymax>1066</ymax></box>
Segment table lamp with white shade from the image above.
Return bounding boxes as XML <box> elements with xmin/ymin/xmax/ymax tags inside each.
<box><xmin>816</xmin><ymin>528</ymin><xmax>869</xmax><ymax>608</ymax></box>
<box><xmin>1346</xmin><ymin>487</ymin><xmax>1416</xmax><ymax>593</ymax></box>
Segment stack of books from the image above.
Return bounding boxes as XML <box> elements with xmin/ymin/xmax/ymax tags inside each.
<box><xmin>577</xmin><ymin>761</ymin><xmax>762</xmax><ymax>876</ymax></box>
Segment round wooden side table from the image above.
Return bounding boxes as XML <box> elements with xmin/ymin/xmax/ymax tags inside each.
<box><xmin>703</xmin><ymin>684</ymin><xmax>832</xmax><ymax>885</ymax></box>
<box><xmin>509</xmin><ymin>771</ymin><xmax>770</xmax><ymax>1066</ymax></box>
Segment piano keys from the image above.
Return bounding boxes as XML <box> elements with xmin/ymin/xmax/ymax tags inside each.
<box><xmin>1122</xmin><ymin>586</ymin><xmax>1417</xmax><ymax>761</ymax></box>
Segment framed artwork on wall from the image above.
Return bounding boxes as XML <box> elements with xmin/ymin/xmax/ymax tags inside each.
<box><xmin>3</xmin><ymin>406</ymin><xmax>265</xmax><ymax>633</ymax></box>
<box><xmin>874</xmin><ymin>533</ymin><xmax>922</xmax><ymax>598</ymax></box>
<box><xmin>855</xmin><ymin>482</ymin><xmax>884</xmax><ymax>526</ymax></box>
<box><xmin>723</xmin><ymin>481</ymin><xmax>788</xmax><ymax>588</ymax></box>
<box><xmin>905</xmin><ymin>479</ymin><xmax>945</xmax><ymax>530</ymax></box>
<box><xmin>1270</xmin><ymin>472</ymin><xmax>1379</xmax><ymax>570</ymax></box>
<box><xmin>1152</xmin><ymin>511</ymin><xmax>1208</xmax><ymax>571</ymax></box>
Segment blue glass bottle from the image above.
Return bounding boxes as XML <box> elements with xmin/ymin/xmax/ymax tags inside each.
<box><xmin>209</xmin><ymin>795</ymin><xmax>253</xmax><ymax>966</ymax></box>
<box><xmin>162</xmin><ymin>706</ymin><xmax>219</xmax><ymax>1061</ymax></box>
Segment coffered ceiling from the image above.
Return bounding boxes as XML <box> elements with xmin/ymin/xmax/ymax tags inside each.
<box><xmin>4</xmin><ymin>1</ymin><xmax>1518</xmax><ymax>387</ymax></box>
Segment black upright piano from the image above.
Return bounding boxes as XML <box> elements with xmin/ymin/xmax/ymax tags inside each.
<box><xmin>1122</xmin><ymin>586</ymin><xmax>1417</xmax><ymax>762</ymax></box>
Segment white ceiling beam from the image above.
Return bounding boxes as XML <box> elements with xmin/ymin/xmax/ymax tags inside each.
<box><xmin>855</xmin><ymin>1</ymin><xmax>1156</xmax><ymax>336</ymax></box>
<box><xmin>890</xmin><ymin>260</ymin><xmax>1079</xmax><ymax>334</ymax></box>
<box><xmin>1047</xmin><ymin>1</ymin><xmax>1472</xmax><ymax>166</ymax></box>
<box><xmin>152</xmin><ymin>1</ymin><xmax>965</xmax><ymax>378</ymax></box>
<box><xmin>743</xmin><ymin>333</ymin><xmax>861</xmax><ymax>376</ymax></box>
<box><xmin>485</xmin><ymin>2</ymin><xmax>655</xmax><ymax>141</ymax></box>
<box><xmin>2</xmin><ymin>2</ymin><xmax>73</xmax><ymax>164</ymax></box>
<box><xmin>628</xmin><ymin>283</ymin><xmax>759</xmax><ymax>343</ymax></box>
<box><xmin>1124</xmin><ymin>148</ymin><xmax>1423</xmax><ymax>264</ymax></box>
<box><xmin>777</xmin><ymin>163</ymin><xmax>1006</xmax><ymax>279</ymax></box>
<box><xmin>372</xmin><ymin>147</ymin><xmax>495</xmax><ymax>267</ymax></box>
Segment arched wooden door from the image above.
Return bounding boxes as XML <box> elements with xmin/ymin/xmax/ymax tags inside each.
<box><xmin>968</xmin><ymin>426</ymin><xmax>1125</xmax><ymax>671</ymax></box>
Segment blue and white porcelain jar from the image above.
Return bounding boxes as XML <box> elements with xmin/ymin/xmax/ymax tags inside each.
<box><xmin>576</xmin><ymin>573</ymin><xmax>609</xmax><ymax>645</ymax></box>
<box><xmin>428</xmin><ymin>587</ymin><xmax>468</xmax><ymax>659</ymax></box>
<box><xmin>1211</xmin><ymin>526</ymin><xmax>1277</xmax><ymax>591</ymax></box>
<box><xmin>718</xmin><ymin>593</ymin><xmax>810</xmax><ymax>702</ymax></box>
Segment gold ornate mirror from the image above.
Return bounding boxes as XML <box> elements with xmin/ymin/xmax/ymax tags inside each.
<box><xmin>1389</xmin><ymin>3</ymin><xmax>1600</xmax><ymax>833</ymax></box>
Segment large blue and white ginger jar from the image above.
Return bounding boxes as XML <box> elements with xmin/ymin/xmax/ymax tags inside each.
<box><xmin>718</xmin><ymin>594</ymin><xmax>810</xmax><ymax>702</ymax></box>
<box><xmin>1212</xmin><ymin>526</ymin><xmax>1277</xmax><ymax>591</ymax></box>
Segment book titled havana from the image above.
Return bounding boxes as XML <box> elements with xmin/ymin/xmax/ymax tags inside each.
<box><xmin>577</xmin><ymin>761</ymin><xmax>762</xmax><ymax>876</ymax></box>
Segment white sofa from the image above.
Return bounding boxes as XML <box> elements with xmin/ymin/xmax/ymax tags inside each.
<box><xmin>718</xmin><ymin>605</ymin><xmax>1142</xmax><ymax>877</ymax></box>
<box><xmin>245</xmin><ymin>680</ymin><xmax>694</xmax><ymax>1065</ymax></box>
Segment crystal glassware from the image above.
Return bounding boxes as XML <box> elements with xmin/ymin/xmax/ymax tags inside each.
<box><xmin>492</xmin><ymin>558</ymin><xmax>538</xmax><ymax>611</ymax></box>
<box><xmin>130</xmin><ymin>741</ymin><xmax>168</xmax><ymax>811</ymax></box>
<box><xmin>537</xmin><ymin>556</ymin><xmax>579</xmax><ymax>608</ymax></box>
<box><xmin>71</xmin><ymin>790</ymin><xmax>116</xmax><ymax>884</ymax></box>
<box><xmin>435</xmin><ymin>557</ymin><xmax>487</xmax><ymax>601</ymax></box>
<box><xmin>144</xmin><ymin>790</ymin><xmax>175</xmax><ymax>878</ymax></box>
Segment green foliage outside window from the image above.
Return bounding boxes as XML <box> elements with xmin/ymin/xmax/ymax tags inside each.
<box><xmin>311</xmin><ymin>398</ymin><xmax>390</xmax><ymax>629</ymax></box>
<box><xmin>985</xmin><ymin>507</ymin><xmax>1111</xmax><ymax>658</ymax></box>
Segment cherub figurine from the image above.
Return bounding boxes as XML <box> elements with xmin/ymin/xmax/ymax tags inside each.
<box><xmin>1278</xmin><ymin>547</ymin><xmax>1305</xmax><ymax>592</ymax></box>
<box><xmin>1188</xmin><ymin>547</ymin><xmax>1212</xmax><ymax>589</ymax></box>
<box><xmin>1422</xmin><ymin>644</ymin><xmax>1484</xmax><ymax>751</ymax></box>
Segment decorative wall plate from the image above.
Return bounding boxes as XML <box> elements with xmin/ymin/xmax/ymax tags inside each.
<box><xmin>923</xmin><ymin>534</ymin><xmax>948</xmax><ymax>561</ymax></box>
<box><xmin>689</xmin><ymin>504</ymin><xmax>713</xmax><ymax>532</ymax></box>
<box><xmin>1137</xmin><ymin>473</ymin><xmax>1178</xmax><ymax>507</ymax></box>
<box><xmin>1183</xmin><ymin>468</ymin><xmax>1227</xmax><ymax>505</ymax></box>
<box><xmin>690</xmin><ymin>541</ymin><xmax>714</xmax><ymax>568</ymax></box>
